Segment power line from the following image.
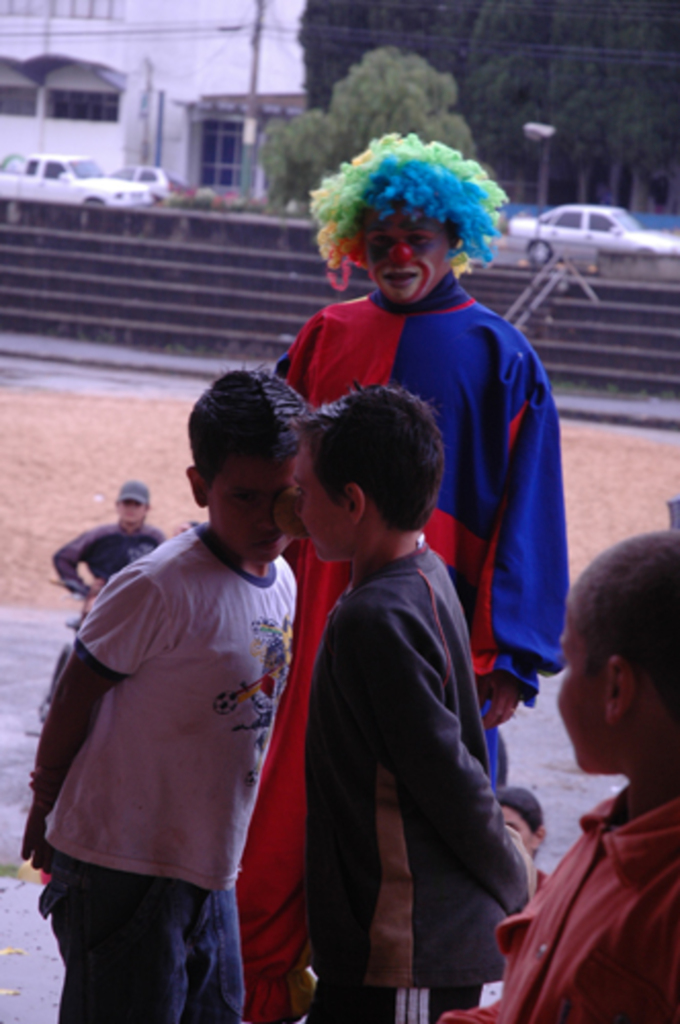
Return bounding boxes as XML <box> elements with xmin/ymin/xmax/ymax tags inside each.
<box><xmin>308</xmin><ymin>0</ymin><xmax>680</xmax><ymax>22</ymax></box>
<box><xmin>301</xmin><ymin>24</ymin><xmax>680</xmax><ymax>68</ymax></box>
<box><xmin>0</xmin><ymin>21</ymin><xmax>248</xmax><ymax>40</ymax></box>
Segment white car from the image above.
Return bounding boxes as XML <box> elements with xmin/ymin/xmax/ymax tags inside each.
<box><xmin>110</xmin><ymin>166</ymin><xmax>189</xmax><ymax>202</ymax></box>
<box><xmin>0</xmin><ymin>154</ymin><xmax>154</xmax><ymax>207</ymax></box>
<box><xmin>508</xmin><ymin>204</ymin><xmax>680</xmax><ymax>266</ymax></box>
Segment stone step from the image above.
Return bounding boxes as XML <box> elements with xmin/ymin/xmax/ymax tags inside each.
<box><xmin>0</xmin><ymin>264</ymin><xmax>340</xmax><ymax>320</ymax></box>
<box><xmin>550</xmin><ymin>296</ymin><xmax>680</xmax><ymax>330</ymax></box>
<box><xmin>564</xmin><ymin>276</ymin><xmax>680</xmax><ymax>308</ymax></box>
<box><xmin>542</xmin><ymin>317</ymin><xmax>680</xmax><ymax>350</ymax></box>
<box><xmin>539</xmin><ymin>357</ymin><xmax>680</xmax><ymax>395</ymax></box>
<box><xmin>0</xmin><ymin>304</ymin><xmax>290</xmax><ymax>358</ymax></box>
<box><xmin>0</xmin><ymin>198</ymin><xmax>321</xmax><ymax>255</ymax></box>
<box><xmin>0</xmin><ymin>240</ymin><xmax>372</xmax><ymax>300</ymax></box>
<box><xmin>0</xmin><ymin>284</ymin><xmax>307</xmax><ymax>340</ymax></box>
<box><xmin>0</xmin><ymin>224</ymin><xmax>328</xmax><ymax>276</ymax></box>
<box><xmin>533</xmin><ymin>337</ymin><xmax>680</xmax><ymax>376</ymax></box>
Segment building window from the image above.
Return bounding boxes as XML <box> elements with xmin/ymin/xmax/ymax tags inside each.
<box><xmin>0</xmin><ymin>86</ymin><xmax>37</xmax><ymax>116</ymax></box>
<box><xmin>48</xmin><ymin>89</ymin><xmax>118</xmax><ymax>121</ymax></box>
<box><xmin>201</xmin><ymin>120</ymin><xmax>242</xmax><ymax>190</ymax></box>
<box><xmin>0</xmin><ymin>0</ymin><xmax>123</xmax><ymax>17</ymax></box>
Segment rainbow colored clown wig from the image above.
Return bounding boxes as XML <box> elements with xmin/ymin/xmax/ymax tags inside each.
<box><xmin>311</xmin><ymin>133</ymin><xmax>507</xmax><ymax>281</ymax></box>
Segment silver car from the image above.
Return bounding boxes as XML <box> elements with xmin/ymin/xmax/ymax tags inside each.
<box><xmin>110</xmin><ymin>166</ymin><xmax>189</xmax><ymax>202</ymax></box>
<box><xmin>509</xmin><ymin>203</ymin><xmax>680</xmax><ymax>266</ymax></box>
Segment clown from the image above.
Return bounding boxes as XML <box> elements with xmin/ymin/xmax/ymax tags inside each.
<box><xmin>237</xmin><ymin>134</ymin><xmax>569</xmax><ymax>1024</ymax></box>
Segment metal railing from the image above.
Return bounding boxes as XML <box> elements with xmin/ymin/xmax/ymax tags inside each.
<box><xmin>505</xmin><ymin>252</ymin><xmax>600</xmax><ymax>329</ymax></box>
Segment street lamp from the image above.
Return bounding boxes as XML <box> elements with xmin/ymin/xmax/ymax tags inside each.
<box><xmin>523</xmin><ymin>122</ymin><xmax>556</xmax><ymax>213</ymax></box>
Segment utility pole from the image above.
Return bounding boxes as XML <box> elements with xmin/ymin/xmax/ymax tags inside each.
<box><xmin>38</xmin><ymin>0</ymin><xmax>54</xmax><ymax>150</ymax></box>
<box><xmin>241</xmin><ymin>0</ymin><xmax>265</xmax><ymax>199</ymax></box>
<box><xmin>141</xmin><ymin>58</ymin><xmax>153</xmax><ymax>165</ymax></box>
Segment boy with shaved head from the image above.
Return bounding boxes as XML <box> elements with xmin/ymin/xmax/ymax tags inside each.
<box><xmin>440</xmin><ymin>531</ymin><xmax>680</xmax><ymax>1023</ymax></box>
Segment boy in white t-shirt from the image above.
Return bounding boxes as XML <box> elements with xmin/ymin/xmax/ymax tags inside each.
<box><xmin>22</xmin><ymin>370</ymin><xmax>306</xmax><ymax>1024</ymax></box>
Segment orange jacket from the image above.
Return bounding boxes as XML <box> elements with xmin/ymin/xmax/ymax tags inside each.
<box><xmin>442</xmin><ymin>791</ymin><xmax>680</xmax><ymax>1024</ymax></box>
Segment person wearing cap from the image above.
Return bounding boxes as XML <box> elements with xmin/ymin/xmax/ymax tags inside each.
<box><xmin>53</xmin><ymin>480</ymin><xmax>165</xmax><ymax>615</ymax></box>
<box><xmin>237</xmin><ymin>134</ymin><xmax>569</xmax><ymax>1024</ymax></box>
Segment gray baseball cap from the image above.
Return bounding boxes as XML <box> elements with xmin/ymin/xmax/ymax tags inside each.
<box><xmin>117</xmin><ymin>480</ymin><xmax>150</xmax><ymax>504</ymax></box>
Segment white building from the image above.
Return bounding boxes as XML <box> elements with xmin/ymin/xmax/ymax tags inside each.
<box><xmin>0</xmin><ymin>0</ymin><xmax>306</xmax><ymax>191</ymax></box>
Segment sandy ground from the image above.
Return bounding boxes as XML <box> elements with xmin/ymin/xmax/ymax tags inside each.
<box><xmin>1</xmin><ymin>388</ymin><xmax>679</xmax><ymax>609</ymax></box>
<box><xmin>1</xmin><ymin>390</ymin><xmax>196</xmax><ymax>608</ymax></box>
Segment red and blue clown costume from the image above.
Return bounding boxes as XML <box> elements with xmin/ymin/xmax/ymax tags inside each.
<box><xmin>237</xmin><ymin>135</ymin><xmax>569</xmax><ymax>1023</ymax></box>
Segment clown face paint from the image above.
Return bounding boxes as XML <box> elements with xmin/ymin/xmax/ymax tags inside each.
<box><xmin>364</xmin><ymin>209</ymin><xmax>453</xmax><ymax>305</ymax></box>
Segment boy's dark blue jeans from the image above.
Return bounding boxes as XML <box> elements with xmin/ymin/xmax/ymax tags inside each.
<box><xmin>40</xmin><ymin>850</ymin><xmax>244</xmax><ymax>1024</ymax></box>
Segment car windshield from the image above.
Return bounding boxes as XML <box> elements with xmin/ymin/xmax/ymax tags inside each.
<box><xmin>111</xmin><ymin>168</ymin><xmax>135</xmax><ymax>180</ymax></box>
<box><xmin>68</xmin><ymin>159</ymin><xmax>104</xmax><ymax>179</ymax></box>
<box><xmin>611</xmin><ymin>209</ymin><xmax>644</xmax><ymax>232</ymax></box>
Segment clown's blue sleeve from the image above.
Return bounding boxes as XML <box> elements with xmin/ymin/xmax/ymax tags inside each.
<box><xmin>392</xmin><ymin>301</ymin><xmax>569</xmax><ymax>703</ymax></box>
<box><xmin>468</xmin><ymin>377</ymin><xmax>569</xmax><ymax>701</ymax></box>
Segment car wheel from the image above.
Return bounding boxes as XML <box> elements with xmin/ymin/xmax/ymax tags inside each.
<box><xmin>83</xmin><ymin>197</ymin><xmax>105</xmax><ymax>205</ymax></box>
<box><xmin>528</xmin><ymin>239</ymin><xmax>553</xmax><ymax>268</ymax></box>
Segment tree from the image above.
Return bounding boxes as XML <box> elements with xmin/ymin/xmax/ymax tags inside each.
<box><xmin>549</xmin><ymin>0</ymin><xmax>611</xmax><ymax>202</ymax></box>
<box><xmin>259</xmin><ymin>111</ymin><xmax>331</xmax><ymax>207</ymax></box>
<box><xmin>464</xmin><ymin>0</ymin><xmax>553</xmax><ymax>190</ymax></box>
<box><xmin>261</xmin><ymin>47</ymin><xmax>476</xmax><ymax>206</ymax></box>
<box><xmin>604</xmin><ymin>0</ymin><xmax>680</xmax><ymax>208</ymax></box>
<box><xmin>323</xmin><ymin>47</ymin><xmax>474</xmax><ymax>170</ymax></box>
<box><xmin>300</xmin><ymin>0</ymin><xmax>482</xmax><ymax>112</ymax></box>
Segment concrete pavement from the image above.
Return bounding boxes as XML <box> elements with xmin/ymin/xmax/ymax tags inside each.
<box><xmin>0</xmin><ymin>877</ymin><xmax>62</xmax><ymax>1023</ymax></box>
<box><xmin>0</xmin><ymin>608</ymin><xmax>71</xmax><ymax>1023</ymax></box>
<box><xmin>2</xmin><ymin>329</ymin><xmax>680</xmax><ymax>431</ymax></box>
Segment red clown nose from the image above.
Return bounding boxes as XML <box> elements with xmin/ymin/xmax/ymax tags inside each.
<box><xmin>388</xmin><ymin>242</ymin><xmax>414</xmax><ymax>265</ymax></box>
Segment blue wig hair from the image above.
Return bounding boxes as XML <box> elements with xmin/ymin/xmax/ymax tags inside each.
<box><xmin>364</xmin><ymin>156</ymin><xmax>498</xmax><ymax>263</ymax></box>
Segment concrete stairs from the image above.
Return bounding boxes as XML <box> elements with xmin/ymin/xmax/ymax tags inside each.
<box><xmin>0</xmin><ymin>216</ymin><xmax>371</xmax><ymax>358</ymax></box>
<box><xmin>0</xmin><ymin>211</ymin><xmax>528</xmax><ymax>359</ymax></box>
<box><xmin>533</xmin><ymin>277</ymin><xmax>680</xmax><ymax>394</ymax></box>
<box><xmin>1</xmin><ymin>200</ymin><xmax>680</xmax><ymax>394</ymax></box>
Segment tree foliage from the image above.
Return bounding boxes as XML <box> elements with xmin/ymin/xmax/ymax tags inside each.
<box><xmin>300</xmin><ymin>0</ymin><xmax>476</xmax><ymax>111</ymax></box>
<box><xmin>261</xmin><ymin>48</ymin><xmax>475</xmax><ymax>206</ymax></box>
<box><xmin>604</xmin><ymin>0</ymin><xmax>680</xmax><ymax>179</ymax></box>
<box><xmin>549</xmin><ymin>0</ymin><xmax>610</xmax><ymax>194</ymax></box>
<box><xmin>465</xmin><ymin>0</ymin><xmax>553</xmax><ymax>169</ymax></box>
<box><xmin>259</xmin><ymin>111</ymin><xmax>330</xmax><ymax>207</ymax></box>
<box><xmin>298</xmin><ymin>0</ymin><xmax>680</xmax><ymax>207</ymax></box>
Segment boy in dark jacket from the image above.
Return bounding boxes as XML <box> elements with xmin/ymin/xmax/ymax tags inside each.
<box><xmin>294</xmin><ymin>385</ymin><xmax>529</xmax><ymax>1024</ymax></box>
<box><xmin>53</xmin><ymin>480</ymin><xmax>165</xmax><ymax>615</ymax></box>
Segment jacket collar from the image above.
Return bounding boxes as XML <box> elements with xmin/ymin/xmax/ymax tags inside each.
<box><xmin>582</xmin><ymin>790</ymin><xmax>680</xmax><ymax>887</ymax></box>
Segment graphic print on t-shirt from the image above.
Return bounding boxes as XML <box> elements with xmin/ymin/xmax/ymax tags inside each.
<box><xmin>213</xmin><ymin>615</ymin><xmax>293</xmax><ymax>786</ymax></box>
<box><xmin>125</xmin><ymin>539</ymin><xmax>160</xmax><ymax>564</ymax></box>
